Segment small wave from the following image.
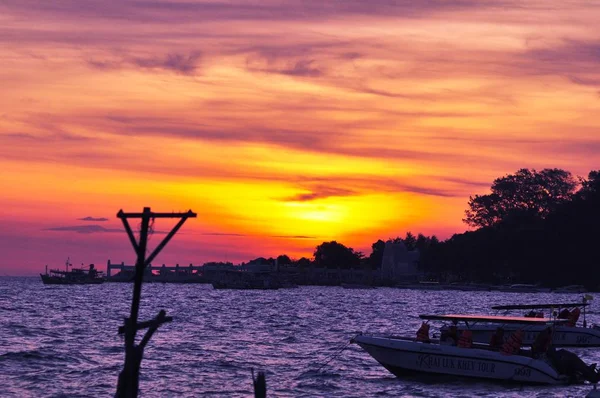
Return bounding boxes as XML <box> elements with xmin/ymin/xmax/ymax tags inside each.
<box><xmin>296</xmin><ymin>368</ymin><xmax>342</xmax><ymax>380</ymax></box>
<box><xmin>0</xmin><ymin>349</ymin><xmax>48</xmax><ymax>361</ymax></box>
<box><xmin>0</xmin><ymin>348</ymin><xmax>98</xmax><ymax>367</ymax></box>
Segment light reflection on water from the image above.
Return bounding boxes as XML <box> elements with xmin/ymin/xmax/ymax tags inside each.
<box><xmin>0</xmin><ymin>277</ymin><xmax>597</xmax><ymax>397</ymax></box>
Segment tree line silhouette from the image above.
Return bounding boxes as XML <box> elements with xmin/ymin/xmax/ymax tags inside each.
<box><xmin>435</xmin><ymin>168</ymin><xmax>600</xmax><ymax>288</ymax></box>
<box><xmin>209</xmin><ymin>168</ymin><xmax>599</xmax><ymax>288</ymax></box>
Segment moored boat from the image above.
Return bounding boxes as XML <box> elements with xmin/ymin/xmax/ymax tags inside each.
<box><xmin>397</xmin><ymin>281</ymin><xmax>445</xmax><ymax>290</ymax></box>
<box><xmin>40</xmin><ymin>260</ymin><xmax>104</xmax><ymax>285</ymax></box>
<box><xmin>554</xmin><ymin>285</ymin><xmax>588</xmax><ymax>294</ymax></box>
<box><xmin>447</xmin><ymin>283</ymin><xmax>492</xmax><ymax>291</ymax></box>
<box><xmin>495</xmin><ymin>284</ymin><xmax>552</xmax><ymax>293</ymax></box>
<box><xmin>341</xmin><ymin>283</ymin><xmax>375</xmax><ymax>289</ymax></box>
<box><xmin>353</xmin><ymin>314</ymin><xmax>600</xmax><ymax>385</ymax></box>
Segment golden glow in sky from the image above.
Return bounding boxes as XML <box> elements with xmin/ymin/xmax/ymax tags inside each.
<box><xmin>1</xmin><ymin>0</ymin><xmax>600</xmax><ymax>274</ymax></box>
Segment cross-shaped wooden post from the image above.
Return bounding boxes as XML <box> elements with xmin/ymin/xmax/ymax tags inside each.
<box><xmin>115</xmin><ymin>207</ymin><xmax>196</xmax><ymax>398</ymax></box>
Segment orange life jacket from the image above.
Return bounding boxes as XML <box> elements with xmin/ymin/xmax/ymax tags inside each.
<box><xmin>558</xmin><ymin>309</ymin><xmax>571</xmax><ymax>319</ymax></box>
<box><xmin>457</xmin><ymin>329</ymin><xmax>473</xmax><ymax>348</ymax></box>
<box><xmin>568</xmin><ymin>308</ymin><xmax>581</xmax><ymax>327</ymax></box>
<box><xmin>501</xmin><ymin>329</ymin><xmax>524</xmax><ymax>355</ymax></box>
<box><xmin>416</xmin><ymin>322</ymin><xmax>430</xmax><ymax>342</ymax></box>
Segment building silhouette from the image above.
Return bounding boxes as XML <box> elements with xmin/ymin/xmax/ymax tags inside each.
<box><xmin>380</xmin><ymin>240</ymin><xmax>421</xmax><ymax>283</ymax></box>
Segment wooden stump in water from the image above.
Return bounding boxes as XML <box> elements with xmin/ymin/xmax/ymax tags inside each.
<box><xmin>252</xmin><ymin>368</ymin><xmax>266</xmax><ymax>398</ymax></box>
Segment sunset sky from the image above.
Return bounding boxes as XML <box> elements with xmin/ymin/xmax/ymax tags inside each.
<box><xmin>1</xmin><ymin>1</ymin><xmax>600</xmax><ymax>275</ymax></box>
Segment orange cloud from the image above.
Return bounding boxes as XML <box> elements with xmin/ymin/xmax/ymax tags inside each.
<box><xmin>1</xmin><ymin>0</ymin><xmax>600</xmax><ymax>274</ymax></box>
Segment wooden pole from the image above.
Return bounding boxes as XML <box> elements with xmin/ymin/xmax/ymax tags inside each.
<box><xmin>115</xmin><ymin>207</ymin><xmax>196</xmax><ymax>398</ymax></box>
<box><xmin>252</xmin><ymin>368</ymin><xmax>266</xmax><ymax>398</ymax></box>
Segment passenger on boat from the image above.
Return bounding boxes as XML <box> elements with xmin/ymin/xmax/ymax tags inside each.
<box><xmin>458</xmin><ymin>329</ymin><xmax>473</xmax><ymax>348</ymax></box>
<box><xmin>489</xmin><ymin>327</ymin><xmax>505</xmax><ymax>351</ymax></box>
<box><xmin>500</xmin><ymin>329</ymin><xmax>523</xmax><ymax>355</ymax></box>
<box><xmin>558</xmin><ymin>308</ymin><xmax>571</xmax><ymax>319</ymax></box>
<box><xmin>567</xmin><ymin>307</ymin><xmax>581</xmax><ymax>327</ymax></box>
<box><xmin>525</xmin><ymin>310</ymin><xmax>545</xmax><ymax>318</ymax></box>
<box><xmin>531</xmin><ymin>327</ymin><xmax>553</xmax><ymax>359</ymax></box>
<box><xmin>440</xmin><ymin>324</ymin><xmax>458</xmax><ymax>345</ymax></box>
<box><xmin>416</xmin><ymin>322</ymin><xmax>431</xmax><ymax>343</ymax></box>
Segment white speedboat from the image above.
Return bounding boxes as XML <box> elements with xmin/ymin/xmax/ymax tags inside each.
<box><xmin>554</xmin><ymin>285</ymin><xmax>588</xmax><ymax>294</ymax></box>
<box><xmin>447</xmin><ymin>283</ymin><xmax>491</xmax><ymax>291</ymax></box>
<box><xmin>495</xmin><ymin>284</ymin><xmax>552</xmax><ymax>293</ymax></box>
<box><xmin>341</xmin><ymin>283</ymin><xmax>375</xmax><ymax>290</ymax></box>
<box><xmin>450</xmin><ymin>302</ymin><xmax>600</xmax><ymax>347</ymax></box>
<box><xmin>353</xmin><ymin>314</ymin><xmax>599</xmax><ymax>385</ymax></box>
<box><xmin>397</xmin><ymin>281</ymin><xmax>445</xmax><ymax>290</ymax></box>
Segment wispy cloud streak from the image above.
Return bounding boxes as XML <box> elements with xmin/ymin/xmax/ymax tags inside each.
<box><xmin>2</xmin><ymin>0</ymin><xmax>600</xmax><ymax>274</ymax></box>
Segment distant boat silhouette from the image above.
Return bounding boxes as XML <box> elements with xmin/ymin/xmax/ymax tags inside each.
<box><xmin>341</xmin><ymin>283</ymin><xmax>374</xmax><ymax>289</ymax></box>
<box><xmin>40</xmin><ymin>258</ymin><xmax>104</xmax><ymax>285</ymax></box>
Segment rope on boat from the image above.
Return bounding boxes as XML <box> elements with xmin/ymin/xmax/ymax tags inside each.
<box><xmin>315</xmin><ymin>341</ymin><xmax>352</xmax><ymax>373</ymax></box>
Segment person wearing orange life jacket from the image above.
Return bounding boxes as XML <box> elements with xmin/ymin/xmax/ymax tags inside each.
<box><xmin>567</xmin><ymin>307</ymin><xmax>581</xmax><ymax>327</ymax></box>
<box><xmin>500</xmin><ymin>329</ymin><xmax>524</xmax><ymax>355</ymax></box>
<box><xmin>440</xmin><ymin>324</ymin><xmax>457</xmax><ymax>344</ymax></box>
<box><xmin>457</xmin><ymin>329</ymin><xmax>473</xmax><ymax>348</ymax></box>
<box><xmin>416</xmin><ymin>322</ymin><xmax>430</xmax><ymax>343</ymax></box>
<box><xmin>532</xmin><ymin>326</ymin><xmax>553</xmax><ymax>359</ymax></box>
<box><xmin>489</xmin><ymin>327</ymin><xmax>505</xmax><ymax>351</ymax></box>
<box><xmin>558</xmin><ymin>308</ymin><xmax>571</xmax><ymax>319</ymax></box>
<box><xmin>444</xmin><ymin>324</ymin><xmax>459</xmax><ymax>345</ymax></box>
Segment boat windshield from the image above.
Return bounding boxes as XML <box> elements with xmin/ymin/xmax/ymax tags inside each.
<box><xmin>492</xmin><ymin>303</ymin><xmax>589</xmax><ymax>310</ymax></box>
<box><xmin>419</xmin><ymin>314</ymin><xmax>569</xmax><ymax>325</ymax></box>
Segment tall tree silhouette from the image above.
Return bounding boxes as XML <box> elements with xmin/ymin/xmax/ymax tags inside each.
<box><xmin>276</xmin><ymin>254</ymin><xmax>292</xmax><ymax>265</ymax></box>
<box><xmin>369</xmin><ymin>239</ymin><xmax>386</xmax><ymax>269</ymax></box>
<box><xmin>403</xmin><ymin>232</ymin><xmax>417</xmax><ymax>250</ymax></box>
<box><xmin>314</xmin><ymin>241</ymin><xmax>361</xmax><ymax>269</ymax></box>
<box><xmin>464</xmin><ymin>168</ymin><xmax>577</xmax><ymax>228</ymax></box>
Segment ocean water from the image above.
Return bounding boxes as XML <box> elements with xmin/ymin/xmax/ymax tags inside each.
<box><xmin>1</xmin><ymin>277</ymin><xmax>598</xmax><ymax>397</ymax></box>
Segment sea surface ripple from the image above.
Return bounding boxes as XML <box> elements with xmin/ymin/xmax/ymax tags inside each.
<box><xmin>1</xmin><ymin>277</ymin><xmax>598</xmax><ymax>397</ymax></box>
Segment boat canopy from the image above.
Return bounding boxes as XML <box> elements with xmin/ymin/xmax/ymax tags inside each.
<box><xmin>492</xmin><ymin>303</ymin><xmax>589</xmax><ymax>310</ymax></box>
<box><xmin>419</xmin><ymin>314</ymin><xmax>570</xmax><ymax>324</ymax></box>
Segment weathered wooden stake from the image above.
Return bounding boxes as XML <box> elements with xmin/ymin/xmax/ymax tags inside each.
<box><xmin>252</xmin><ymin>368</ymin><xmax>267</xmax><ymax>398</ymax></box>
<box><xmin>115</xmin><ymin>207</ymin><xmax>196</xmax><ymax>398</ymax></box>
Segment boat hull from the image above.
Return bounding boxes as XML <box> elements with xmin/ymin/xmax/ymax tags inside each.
<box><xmin>40</xmin><ymin>274</ymin><xmax>104</xmax><ymax>285</ymax></box>
<box><xmin>451</xmin><ymin>325</ymin><xmax>600</xmax><ymax>347</ymax></box>
<box><xmin>353</xmin><ymin>335</ymin><xmax>566</xmax><ymax>385</ymax></box>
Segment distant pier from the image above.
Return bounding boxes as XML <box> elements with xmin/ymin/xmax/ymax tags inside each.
<box><xmin>106</xmin><ymin>260</ymin><xmax>207</xmax><ymax>283</ymax></box>
<box><xmin>105</xmin><ymin>240</ymin><xmax>422</xmax><ymax>286</ymax></box>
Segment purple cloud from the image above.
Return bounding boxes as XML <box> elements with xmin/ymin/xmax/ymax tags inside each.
<box><xmin>87</xmin><ymin>51</ymin><xmax>202</xmax><ymax>75</ymax></box>
<box><xmin>78</xmin><ymin>217</ymin><xmax>109</xmax><ymax>222</ymax></box>
<box><xmin>262</xmin><ymin>59</ymin><xmax>323</xmax><ymax>78</ymax></box>
<box><xmin>1</xmin><ymin>1</ymin><xmax>518</xmax><ymax>25</ymax></box>
<box><xmin>130</xmin><ymin>52</ymin><xmax>202</xmax><ymax>75</ymax></box>
<box><xmin>45</xmin><ymin>225</ymin><xmax>168</xmax><ymax>235</ymax></box>
<box><xmin>270</xmin><ymin>235</ymin><xmax>317</xmax><ymax>239</ymax></box>
<box><xmin>45</xmin><ymin>225</ymin><xmax>122</xmax><ymax>234</ymax></box>
<box><xmin>283</xmin><ymin>186</ymin><xmax>356</xmax><ymax>202</ymax></box>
